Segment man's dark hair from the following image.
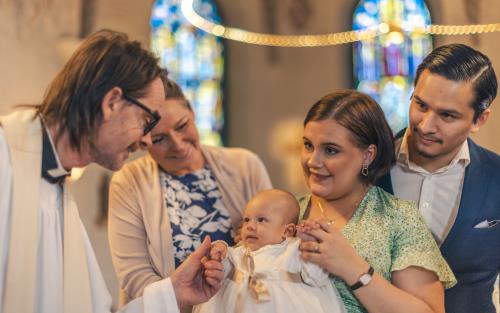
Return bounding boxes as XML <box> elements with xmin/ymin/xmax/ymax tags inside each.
<box><xmin>415</xmin><ymin>43</ymin><xmax>497</xmax><ymax>122</ymax></box>
<box><xmin>304</xmin><ymin>89</ymin><xmax>395</xmax><ymax>184</ymax></box>
<box><xmin>38</xmin><ymin>29</ymin><xmax>162</xmax><ymax>151</ymax></box>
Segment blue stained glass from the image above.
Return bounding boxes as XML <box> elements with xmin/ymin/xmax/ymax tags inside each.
<box><xmin>151</xmin><ymin>0</ymin><xmax>225</xmax><ymax>147</ymax></box>
<box><xmin>353</xmin><ymin>0</ymin><xmax>432</xmax><ymax>133</ymax></box>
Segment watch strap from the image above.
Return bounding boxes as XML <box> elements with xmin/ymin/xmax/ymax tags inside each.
<box><xmin>349</xmin><ymin>266</ymin><xmax>374</xmax><ymax>291</ymax></box>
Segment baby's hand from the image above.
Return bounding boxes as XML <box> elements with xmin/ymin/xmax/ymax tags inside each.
<box><xmin>210</xmin><ymin>241</ymin><xmax>228</xmax><ymax>261</ymax></box>
<box><xmin>296</xmin><ymin>220</ymin><xmax>321</xmax><ymax>242</ymax></box>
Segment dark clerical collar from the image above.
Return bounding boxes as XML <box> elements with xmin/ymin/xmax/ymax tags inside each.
<box><xmin>41</xmin><ymin>125</ymin><xmax>70</xmax><ymax>184</ymax></box>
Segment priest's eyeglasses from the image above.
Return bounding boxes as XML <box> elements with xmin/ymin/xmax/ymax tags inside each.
<box><xmin>123</xmin><ymin>95</ymin><xmax>161</xmax><ymax>136</ymax></box>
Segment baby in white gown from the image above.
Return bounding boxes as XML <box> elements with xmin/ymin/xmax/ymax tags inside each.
<box><xmin>193</xmin><ymin>189</ymin><xmax>345</xmax><ymax>313</ymax></box>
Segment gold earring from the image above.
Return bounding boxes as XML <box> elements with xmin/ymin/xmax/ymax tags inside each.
<box><xmin>361</xmin><ymin>164</ymin><xmax>369</xmax><ymax>177</ymax></box>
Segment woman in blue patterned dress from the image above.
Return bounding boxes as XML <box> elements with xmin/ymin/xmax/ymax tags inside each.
<box><xmin>108</xmin><ymin>76</ymin><xmax>272</xmax><ymax>307</ymax></box>
<box><xmin>296</xmin><ymin>90</ymin><xmax>456</xmax><ymax>313</ymax></box>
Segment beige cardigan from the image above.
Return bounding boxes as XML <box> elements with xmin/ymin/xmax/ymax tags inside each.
<box><xmin>108</xmin><ymin>145</ymin><xmax>272</xmax><ymax>306</ymax></box>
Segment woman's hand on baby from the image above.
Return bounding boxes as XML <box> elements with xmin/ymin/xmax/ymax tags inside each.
<box><xmin>298</xmin><ymin>218</ymin><xmax>368</xmax><ymax>283</ymax></box>
<box><xmin>209</xmin><ymin>241</ymin><xmax>228</xmax><ymax>261</ymax></box>
<box><xmin>296</xmin><ymin>220</ymin><xmax>321</xmax><ymax>242</ymax></box>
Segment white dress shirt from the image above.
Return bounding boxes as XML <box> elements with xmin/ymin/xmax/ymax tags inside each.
<box><xmin>0</xmin><ymin>127</ymin><xmax>179</xmax><ymax>313</ymax></box>
<box><xmin>390</xmin><ymin>131</ymin><xmax>470</xmax><ymax>245</ymax></box>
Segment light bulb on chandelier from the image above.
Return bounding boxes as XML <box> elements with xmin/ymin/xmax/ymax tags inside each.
<box><xmin>181</xmin><ymin>0</ymin><xmax>500</xmax><ymax>47</ymax></box>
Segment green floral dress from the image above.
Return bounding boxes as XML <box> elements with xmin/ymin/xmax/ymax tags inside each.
<box><xmin>298</xmin><ymin>186</ymin><xmax>456</xmax><ymax>313</ymax></box>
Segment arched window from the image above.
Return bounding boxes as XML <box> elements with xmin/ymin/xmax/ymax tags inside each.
<box><xmin>353</xmin><ymin>0</ymin><xmax>432</xmax><ymax>133</ymax></box>
<box><xmin>151</xmin><ymin>0</ymin><xmax>225</xmax><ymax>146</ymax></box>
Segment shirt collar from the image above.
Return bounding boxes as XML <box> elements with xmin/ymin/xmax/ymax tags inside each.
<box><xmin>395</xmin><ymin>130</ymin><xmax>410</xmax><ymax>164</ymax></box>
<box><xmin>41</xmin><ymin>123</ymin><xmax>70</xmax><ymax>184</ymax></box>
<box><xmin>396</xmin><ymin>129</ymin><xmax>470</xmax><ymax>172</ymax></box>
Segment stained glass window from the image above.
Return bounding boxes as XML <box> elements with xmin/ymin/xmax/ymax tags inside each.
<box><xmin>151</xmin><ymin>0</ymin><xmax>225</xmax><ymax>146</ymax></box>
<box><xmin>353</xmin><ymin>0</ymin><xmax>432</xmax><ymax>133</ymax></box>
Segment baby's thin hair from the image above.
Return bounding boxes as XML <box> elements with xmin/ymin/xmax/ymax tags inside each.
<box><xmin>281</xmin><ymin>191</ymin><xmax>300</xmax><ymax>225</ymax></box>
<box><xmin>254</xmin><ymin>189</ymin><xmax>300</xmax><ymax>224</ymax></box>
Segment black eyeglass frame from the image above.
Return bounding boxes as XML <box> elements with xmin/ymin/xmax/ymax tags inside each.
<box><xmin>122</xmin><ymin>94</ymin><xmax>161</xmax><ymax>136</ymax></box>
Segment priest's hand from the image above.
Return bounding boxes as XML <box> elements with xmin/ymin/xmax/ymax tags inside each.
<box><xmin>170</xmin><ymin>236</ymin><xmax>224</xmax><ymax>309</ymax></box>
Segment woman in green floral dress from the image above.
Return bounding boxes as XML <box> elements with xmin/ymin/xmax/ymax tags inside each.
<box><xmin>296</xmin><ymin>90</ymin><xmax>456</xmax><ymax>313</ymax></box>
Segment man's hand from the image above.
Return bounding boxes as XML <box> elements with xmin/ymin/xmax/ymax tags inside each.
<box><xmin>170</xmin><ymin>236</ymin><xmax>224</xmax><ymax>309</ymax></box>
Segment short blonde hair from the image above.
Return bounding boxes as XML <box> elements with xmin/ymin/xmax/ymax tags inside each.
<box><xmin>251</xmin><ymin>189</ymin><xmax>299</xmax><ymax>224</ymax></box>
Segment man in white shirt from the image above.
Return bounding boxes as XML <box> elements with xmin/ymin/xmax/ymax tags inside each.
<box><xmin>0</xmin><ymin>29</ymin><xmax>223</xmax><ymax>313</ymax></box>
<box><xmin>377</xmin><ymin>44</ymin><xmax>500</xmax><ymax>313</ymax></box>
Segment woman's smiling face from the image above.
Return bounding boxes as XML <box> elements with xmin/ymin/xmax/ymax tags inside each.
<box><xmin>301</xmin><ymin>119</ymin><xmax>367</xmax><ymax>201</ymax></box>
<box><xmin>147</xmin><ymin>99</ymin><xmax>203</xmax><ymax>175</ymax></box>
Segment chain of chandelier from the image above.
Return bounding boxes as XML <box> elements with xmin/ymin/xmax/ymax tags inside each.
<box><xmin>181</xmin><ymin>0</ymin><xmax>500</xmax><ymax>47</ymax></box>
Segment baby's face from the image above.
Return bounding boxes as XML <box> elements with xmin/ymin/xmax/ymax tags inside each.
<box><xmin>240</xmin><ymin>197</ymin><xmax>289</xmax><ymax>251</ymax></box>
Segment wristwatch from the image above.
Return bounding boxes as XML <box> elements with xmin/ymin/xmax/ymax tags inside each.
<box><xmin>349</xmin><ymin>266</ymin><xmax>374</xmax><ymax>291</ymax></box>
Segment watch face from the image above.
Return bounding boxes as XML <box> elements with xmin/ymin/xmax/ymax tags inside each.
<box><xmin>360</xmin><ymin>273</ymin><xmax>372</xmax><ymax>285</ymax></box>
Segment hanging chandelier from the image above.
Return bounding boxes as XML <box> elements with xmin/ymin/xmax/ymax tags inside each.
<box><xmin>181</xmin><ymin>0</ymin><xmax>500</xmax><ymax>47</ymax></box>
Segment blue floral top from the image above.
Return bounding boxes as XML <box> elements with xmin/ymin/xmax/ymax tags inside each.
<box><xmin>160</xmin><ymin>166</ymin><xmax>234</xmax><ymax>267</ymax></box>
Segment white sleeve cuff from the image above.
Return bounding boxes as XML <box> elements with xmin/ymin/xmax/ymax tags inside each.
<box><xmin>211</xmin><ymin>240</ymin><xmax>229</xmax><ymax>248</ymax></box>
<box><xmin>143</xmin><ymin>278</ymin><xmax>180</xmax><ymax>313</ymax></box>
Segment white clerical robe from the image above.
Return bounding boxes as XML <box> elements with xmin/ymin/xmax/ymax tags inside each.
<box><xmin>0</xmin><ymin>112</ymin><xmax>180</xmax><ymax>313</ymax></box>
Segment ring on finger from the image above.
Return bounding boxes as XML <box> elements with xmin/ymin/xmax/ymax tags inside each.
<box><xmin>314</xmin><ymin>244</ymin><xmax>320</xmax><ymax>253</ymax></box>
